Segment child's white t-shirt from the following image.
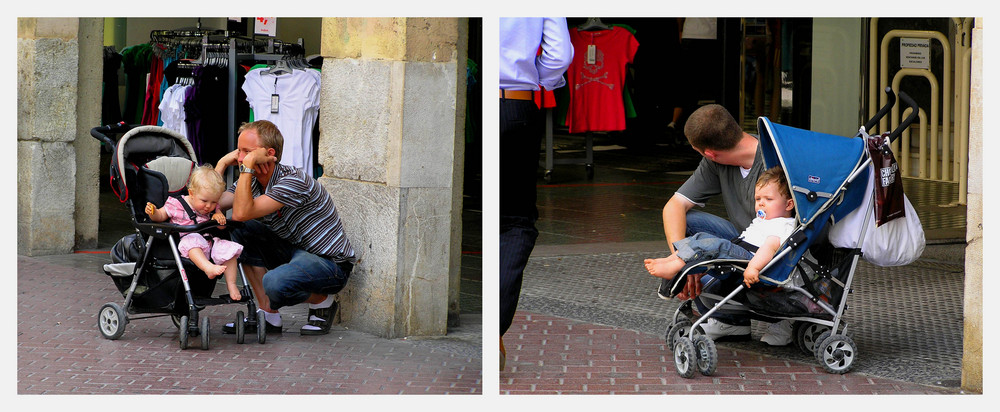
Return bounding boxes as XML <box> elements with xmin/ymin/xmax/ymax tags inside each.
<box><xmin>739</xmin><ymin>217</ymin><xmax>796</xmax><ymax>247</ymax></box>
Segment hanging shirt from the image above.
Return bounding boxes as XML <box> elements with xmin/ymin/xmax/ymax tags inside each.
<box><xmin>565</xmin><ymin>26</ymin><xmax>639</xmax><ymax>134</ymax></box>
<box><xmin>242</xmin><ymin>67</ymin><xmax>322</xmax><ymax>177</ymax></box>
<box><xmin>158</xmin><ymin>83</ymin><xmax>190</xmax><ymax>140</ymax></box>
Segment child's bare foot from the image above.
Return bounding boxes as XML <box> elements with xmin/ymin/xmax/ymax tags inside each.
<box><xmin>202</xmin><ymin>264</ymin><xmax>227</xmax><ymax>279</ymax></box>
<box><xmin>644</xmin><ymin>256</ymin><xmax>684</xmax><ymax>280</ymax></box>
<box><xmin>227</xmin><ymin>283</ymin><xmax>242</xmax><ymax>301</ymax></box>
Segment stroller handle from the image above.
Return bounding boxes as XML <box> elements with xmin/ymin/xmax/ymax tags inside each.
<box><xmin>90</xmin><ymin>122</ymin><xmax>133</xmax><ymax>148</ymax></box>
<box><xmin>887</xmin><ymin>91</ymin><xmax>919</xmax><ymax>144</ymax></box>
<box><xmin>862</xmin><ymin>87</ymin><xmax>896</xmax><ymax>135</ymax></box>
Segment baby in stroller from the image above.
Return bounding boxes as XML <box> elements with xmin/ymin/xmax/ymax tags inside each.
<box><xmin>145</xmin><ymin>164</ymin><xmax>244</xmax><ymax>301</ymax></box>
<box><xmin>644</xmin><ymin>166</ymin><xmax>795</xmax><ymax>289</ymax></box>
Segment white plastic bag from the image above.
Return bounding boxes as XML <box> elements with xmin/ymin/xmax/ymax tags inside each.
<box><xmin>828</xmin><ymin>163</ymin><xmax>925</xmax><ymax>266</ymax></box>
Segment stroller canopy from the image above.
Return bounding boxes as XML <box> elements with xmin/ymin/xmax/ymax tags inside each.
<box><xmin>757</xmin><ymin>117</ymin><xmax>869</xmax><ymax>226</ymax></box>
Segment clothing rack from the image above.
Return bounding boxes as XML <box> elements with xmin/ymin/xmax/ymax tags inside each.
<box><xmin>146</xmin><ymin>28</ymin><xmax>305</xmax><ymax>184</ymax></box>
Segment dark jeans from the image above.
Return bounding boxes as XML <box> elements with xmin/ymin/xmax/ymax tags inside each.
<box><xmin>499</xmin><ymin>97</ymin><xmax>544</xmax><ymax>335</ymax></box>
<box><xmin>231</xmin><ymin>220</ymin><xmax>352</xmax><ymax>310</ymax></box>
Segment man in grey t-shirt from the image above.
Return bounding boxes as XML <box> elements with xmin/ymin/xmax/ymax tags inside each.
<box><xmin>661</xmin><ymin>104</ymin><xmax>763</xmax><ymax>342</ymax></box>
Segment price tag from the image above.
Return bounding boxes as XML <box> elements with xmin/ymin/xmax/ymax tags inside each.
<box><xmin>271</xmin><ymin>94</ymin><xmax>280</xmax><ymax>114</ymax></box>
<box><xmin>586</xmin><ymin>44</ymin><xmax>596</xmax><ymax>65</ymax></box>
<box><xmin>255</xmin><ymin>17</ymin><xmax>277</xmax><ymax>37</ymax></box>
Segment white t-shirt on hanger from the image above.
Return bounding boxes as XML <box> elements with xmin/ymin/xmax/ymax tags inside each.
<box><xmin>242</xmin><ymin>67</ymin><xmax>322</xmax><ymax>177</ymax></box>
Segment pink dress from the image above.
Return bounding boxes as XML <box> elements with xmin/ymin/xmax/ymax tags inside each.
<box><xmin>162</xmin><ymin>196</ymin><xmax>243</xmax><ymax>264</ymax></box>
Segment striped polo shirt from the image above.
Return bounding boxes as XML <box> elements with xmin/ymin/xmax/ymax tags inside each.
<box><xmin>230</xmin><ymin>163</ymin><xmax>356</xmax><ymax>263</ymax></box>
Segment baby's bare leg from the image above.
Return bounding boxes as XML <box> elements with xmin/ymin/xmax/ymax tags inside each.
<box><xmin>221</xmin><ymin>257</ymin><xmax>242</xmax><ymax>301</ymax></box>
<box><xmin>643</xmin><ymin>254</ymin><xmax>687</xmax><ymax>280</ymax></box>
<box><xmin>188</xmin><ymin>247</ymin><xmax>226</xmax><ymax>278</ymax></box>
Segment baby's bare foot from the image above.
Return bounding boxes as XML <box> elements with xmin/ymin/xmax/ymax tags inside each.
<box><xmin>227</xmin><ymin>283</ymin><xmax>242</xmax><ymax>301</ymax></box>
<box><xmin>204</xmin><ymin>264</ymin><xmax>227</xmax><ymax>278</ymax></box>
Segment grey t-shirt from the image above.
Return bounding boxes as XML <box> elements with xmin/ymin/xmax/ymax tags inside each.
<box><xmin>675</xmin><ymin>135</ymin><xmax>765</xmax><ymax>231</ymax></box>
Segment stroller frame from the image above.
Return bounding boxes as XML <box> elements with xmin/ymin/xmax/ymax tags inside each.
<box><xmin>93</xmin><ymin>123</ymin><xmax>268</xmax><ymax>349</ymax></box>
<box><xmin>662</xmin><ymin>88</ymin><xmax>919</xmax><ymax>378</ymax></box>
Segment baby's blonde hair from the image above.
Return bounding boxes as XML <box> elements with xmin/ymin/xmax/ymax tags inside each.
<box><xmin>187</xmin><ymin>165</ymin><xmax>226</xmax><ymax>200</ymax></box>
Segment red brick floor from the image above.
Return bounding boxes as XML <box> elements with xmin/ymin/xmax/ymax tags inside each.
<box><xmin>500</xmin><ymin>312</ymin><xmax>959</xmax><ymax>395</ymax></box>
<box><xmin>17</xmin><ymin>256</ymin><xmax>480</xmax><ymax>395</ymax></box>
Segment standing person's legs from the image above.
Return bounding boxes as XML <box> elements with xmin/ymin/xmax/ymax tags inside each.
<box><xmin>499</xmin><ymin>96</ymin><xmax>544</xmax><ymax>368</ymax></box>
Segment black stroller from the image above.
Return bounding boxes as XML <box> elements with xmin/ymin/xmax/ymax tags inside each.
<box><xmin>93</xmin><ymin>123</ymin><xmax>266</xmax><ymax>349</ymax></box>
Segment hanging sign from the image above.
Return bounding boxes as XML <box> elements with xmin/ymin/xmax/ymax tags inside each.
<box><xmin>899</xmin><ymin>38</ymin><xmax>930</xmax><ymax>69</ymax></box>
<box><xmin>255</xmin><ymin>17</ymin><xmax>277</xmax><ymax>37</ymax></box>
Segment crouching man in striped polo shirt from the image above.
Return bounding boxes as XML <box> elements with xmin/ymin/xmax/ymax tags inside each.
<box><xmin>215</xmin><ymin>120</ymin><xmax>356</xmax><ymax>336</ymax></box>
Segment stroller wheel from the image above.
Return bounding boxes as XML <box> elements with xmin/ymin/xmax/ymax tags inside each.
<box><xmin>796</xmin><ymin>323</ymin><xmax>831</xmax><ymax>356</ymax></box>
<box><xmin>170</xmin><ymin>314</ymin><xmax>183</xmax><ymax>329</ymax></box>
<box><xmin>665</xmin><ymin>319</ymin><xmax>693</xmax><ymax>351</ymax></box>
<box><xmin>235</xmin><ymin>311</ymin><xmax>246</xmax><ymax>344</ymax></box>
<box><xmin>815</xmin><ymin>333</ymin><xmax>857</xmax><ymax>374</ymax></box>
<box><xmin>256</xmin><ymin>310</ymin><xmax>267</xmax><ymax>344</ymax></box>
<box><xmin>673</xmin><ymin>337</ymin><xmax>697</xmax><ymax>379</ymax></box>
<box><xmin>692</xmin><ymin>335</ymin><xmax>718</xmax><ymax>376</ymax></box>
<box><xmin>98</xmin><ymin>303</ymin><xmax>127</xmax><ymax>340</ymax></box>
<box><xmin>178</xmin><ymin>315</ymin><xmax>190</xmax><ymax>350</ymax></box>
<box><xmin>200</xmin><ymin>316</ymin><xmax>211</xmax><ymax>350</ymax></box>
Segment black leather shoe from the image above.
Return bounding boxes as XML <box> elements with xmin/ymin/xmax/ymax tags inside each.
<box><xmin>222</xmin><ymin>318</ymin><xmax>283</xmax><ymax>334</ymax></box>
<box><xmin>300</xmin><ymin>302</ymin><xmax>337</xmax><ymax>336</ymax></box>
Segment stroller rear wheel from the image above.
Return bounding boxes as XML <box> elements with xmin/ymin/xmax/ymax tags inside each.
<box><xmin>98</xmin><ymin>302</ymin><xmax>127</xmax><ymax>340</ymax></box>
<box><xmin>795</xmin><ymin>322</ymin><xmax>831</xmax><ymax>356</ymax></box>
<box><xmin>815</xmin><ymin>332</ymin><xmax>857</xmax><ymax>374</ymax></box>
<box><xmin>256</xmin><ymin>310</ymin><xmax>267</xmax><ymax>344</ymax></box>
<box><xmin>673</xmin><ymin>337</ymin><xmax>698</xmax><ymax>379</ymax></box>
<box><xmin>665</xmin><ymin>319</ymin><xmax>693</xmax><ymax>351</ymax></box>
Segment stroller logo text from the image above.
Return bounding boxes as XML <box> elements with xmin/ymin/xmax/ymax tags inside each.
<box><xmin>880</xmin><ymin>163</ymin><xmax>898</xmax><ymax>187</ymax></box>
<box><xmin>808</xmin><ymin>175</ymin><xmax>821</xmax><ymax>184</ymax></box>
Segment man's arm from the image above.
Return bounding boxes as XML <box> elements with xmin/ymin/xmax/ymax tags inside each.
<box><xmin>537</xmin><ymin>17</ymin><xmax>574</xmax><ymax>90</ymax></box>
<box><xmin>231</xmin><ymin>171</ymin><xmax>283</xmax><ymax>222</ymax></box>
<box><xmin>662</xmin><ymin>194</ymin><xmax>695</xmax><ymax>253</ymax></box>
<box><xmin>230</xmin><ymin>148</ymin><xmax>283</xmax><ymax>222</ymax></box>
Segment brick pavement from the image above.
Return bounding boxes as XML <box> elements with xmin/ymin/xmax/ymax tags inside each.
<box><xmin>500</xmin><ymin>312</ymin><xmax>960</xmax><ymax>395</ymax></box>
<box><xmin>17</xmin><ymin>255</ymin><xmax>481</xmax><ymax>394</ymax></box>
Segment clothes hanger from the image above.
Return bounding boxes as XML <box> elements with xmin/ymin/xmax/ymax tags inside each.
<box><xmin>579</xmin><ymin>17</ymin><xmax>610</xmax><ymax>31</ymax></box>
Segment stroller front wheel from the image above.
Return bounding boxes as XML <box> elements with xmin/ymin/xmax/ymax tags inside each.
<box><xmin>815</xmin><ymin>332</ymin><xmax>857</xmax><ymax>374</ymax></box>
<box><xmin>98</xmin><ymin>302</ymin><xmax>127</xmax><ymax>340</ymax></box>
<box><xmin>178</xmin><ymin>315</ymin><xmax>190</xmax><ymax>349</ymax></box>
<box><xmin>665</xmin><ymin>319</ymin><xmax>693</xmax><ymax>351</ymax></box>
<box><xmin>692</xmin><ymin>335</ymin><xmax>718</xmax><ymax>376</ymax></box>
<box><xmin>673</xmin><ymin>337</ymin><xmax>697</xmax><ymax>379</ymax></box>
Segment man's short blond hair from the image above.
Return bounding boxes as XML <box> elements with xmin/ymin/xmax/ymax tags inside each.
<box><xmin>239</xmin><ymin>120</ymin><xmax>284</xmax><ymax>162</ymax></box>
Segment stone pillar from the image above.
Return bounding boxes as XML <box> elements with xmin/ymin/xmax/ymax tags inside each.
<box><xmin>317</xmin><ymin>18</ymin><xmax>467</xmax><ymax>338</ymax></box>
<box><xmin>75</xmin><ymin>18</ymin><xmax>103</xmax><ymax>250</ymax></box>
<box><xmin>17</xmin><ymin>18</ymin><xmax>82</xmax><ymax>256</ymax></box>
<box><xmin>961</xmin><ymin>17</ymin><xmax>983</xmax><ymax>394</ymax></box>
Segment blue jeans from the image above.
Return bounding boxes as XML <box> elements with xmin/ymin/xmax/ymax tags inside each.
<box><xmin>683</xmin><ymin>210</ymin><xmax>750</xmax><ymax>326</ymax></box>
<box><xmin>231</xmin><ymin>220</ymin><xmax>352</xmax><ymax>310</ymax></box>
<box><xmin>673</xmin><ymin>232</ymin><xmax>754</xmax><ymax>264</ymax></box>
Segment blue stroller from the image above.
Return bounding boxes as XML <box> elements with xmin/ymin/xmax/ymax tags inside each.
<box><xmin>92</xmin><ymin>123</ymin><xmax>266</xmax><ymax>349</ymax></box>
<box><xmin>658</xmin><ymin>89</ymin><xmax>920</xmax><ymax>377</ymax></box>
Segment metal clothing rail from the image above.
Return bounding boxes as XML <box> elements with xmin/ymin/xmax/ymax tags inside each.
<box><xmin>145</xmin><ymin>29</ymin><xmax>306</xmax><ymax>185</ymax></box>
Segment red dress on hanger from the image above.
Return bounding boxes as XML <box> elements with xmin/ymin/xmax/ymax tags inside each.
<box><xmin>565</xmin><ymin>26</ymin><xmax>639</xmax><ymax>134</ymax></box>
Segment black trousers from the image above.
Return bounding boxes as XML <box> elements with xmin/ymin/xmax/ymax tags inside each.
<box><xmin>499</xmin><ymin>97</ymin><xmax>544</xmax><ymax>335</ymax></box>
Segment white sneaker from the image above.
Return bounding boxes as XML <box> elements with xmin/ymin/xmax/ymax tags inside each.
<box><xmin>699</xmin><ymin>318</ymin><xmax>751</xmax><ymax>341</ymax></box>
<box><xmin>760</xmin><ymin>320</ymin><xmax>794</xmax><ymax>346</ymax></box>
